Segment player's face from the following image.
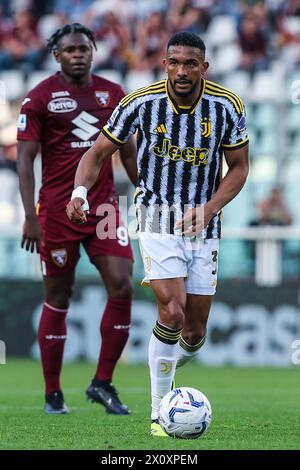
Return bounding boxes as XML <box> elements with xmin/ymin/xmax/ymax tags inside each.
<box><xmin>164</xmin><ymin>45</ymin><xmax>209</xmax><ymax>97</ymax></box>
<box><xmin>55</xmin><ymin>33</ymin><xmax>93</xmax><ymax>78</ymax></box>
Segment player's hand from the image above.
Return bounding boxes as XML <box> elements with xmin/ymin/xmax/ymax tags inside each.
<box><xmin>66</xmin><ymin>197</ymin><xmax>88</xmax><ymax>224</ymax></box>
<box><xmin>21</xmin><ymin>215</ymin><xmax>42</xmax><ymax>253</ymax></box>
<box><xmin>175</xmin><ymin>204</ymin><xmax>215</xmax><ymax>237</ymax></box>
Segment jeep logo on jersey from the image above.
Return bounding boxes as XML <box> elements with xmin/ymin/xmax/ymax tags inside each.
<box><xmin>71</xmin><ymin>111</ymin><xmax>99</xmax><ymax>141</ymax></box>
<box><xmin>47</xmin><ymin>97</ymin><xmax>78</xmax><ymax>113</ymax></box>
<box><xmin>153</xmin><ymin>138</ymin><xmax>210</xmax><ymax>166</ymax></box>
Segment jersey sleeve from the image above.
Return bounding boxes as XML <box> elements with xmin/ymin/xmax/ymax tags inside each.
<box><xmin>221</xmin><ymin>99</ymin><xmax>249</xmax><ymax>150</ymax></box>
<box><xmin>114</xmin><ymin>84</ymin><xmax>125</xmax><ymax>103</ymax></box>
<box><xmin>17</xmin><ymin>92</ymin><xmax>44</xmax><ymax>142</ymax></box>
<box><xmin>102</xmin><ymin>98</ymin><xmax>140</xmax><ymax>146</ymax></box>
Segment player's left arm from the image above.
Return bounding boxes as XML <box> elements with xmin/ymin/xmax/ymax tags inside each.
<box><xmin>178</xmin><ymin>144</ymin><xmax>249</xmax><ymax>236</ymax></box>
<box><xmin>118</xmin><ymin>136</ymin><xmax>138</xmax><ymax>186</ymax></box>
<box><xmin>204</xmin><ymin>144</ymin><xmax>249</xmax><ymax>224</ymax></box>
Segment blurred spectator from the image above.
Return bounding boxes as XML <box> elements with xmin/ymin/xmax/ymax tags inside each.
<box><xmin>135</xmin><ymin>11</ymin><xmax>169</xmax><ymax>79</ymax></box>
<box><xmin>238</xmin><ymin>10</ymin><xmax>270</xmax><ymax>72</ymax></box>
<box><xmin>93</xmin><ymin>11</ymin><xmax>134</xmax><ymax>79</ymax></box>
<box><xmin>129</xmin><ymin>0</ymin><xmax>169</xmax><ymax>20</ymax></box>
<box><xmin>250</xmin><ymin>186</ymin><xmax>293</xmax><ymax>226</ymax></box>
<box><xmin>290</xmin><ymin>0</ymin><xmax>300</xmax><ymax>15</ymax></box>
<box><xmin>265</xmin><ymin>0</ymin><xmax>297</xmax><ymax>17</ymax></box>
<box><xmin>0</xmin><ymin>143</ymin><xmax>17</xmax><ymax>173</ymax></box>
<box><xmin>31</xmin><ymin>0</ymin><xmax>56</xmax><ymax>18</ymax></box>
<box><xmin>246</xmin><ymin>185</ymin><xmax>293</xmax><ymax>270</ymax></box>
<box><xmin>0</xmin><ymin>101</ymin><xmax>17</xmax><ymax>172</ymax></box>
<box><xmin>0</xmin><ymin>4</ymin><xmax>12</xmax><ymax>43</ymax></box>
<box><xmin>53</xmin><ymin>0</ymin><xmax>93</xmax><ymax>24</ymax></box>
<box><xmin>0</xmin><ymin>9</ymin><xmax>43</xmax><ymax>71</ymax></box>
<box><xmin>168</xmin><ymin>0</ymin><xmax>212</xmax><ymax>35</ymax></box>
<box><xmin>211</xmin><ymin>0</ymin><xmax>241</xmax><ymax>16</ymax></box>
<box><xmin>0</xmin><ymin>0</ymin><xmax>10</xmax><ymax>17</ymax></box>
<box><xmin>0</xmin><ymin>116</ymin><xmax>18</xmax><ymax>226</ymax></box>
<box><xmin>276</xmin><ymin>8</ymin><xmax>300</xmax><ymax>68</ymax></box>
<box><xmin>88</xmin><ymin>0</ymin><xmax>134</xmax><ymax>24</ymax></box>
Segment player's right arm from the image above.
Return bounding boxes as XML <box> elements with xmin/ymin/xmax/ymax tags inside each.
<box><xmin>17</xmin><ymin>88</ymin><xmax>44</xmax><ymax>253</ymax></box>
<box><xmin>66</xmin><ymin>133</ymin><xmax>120</xmax><ymax>224</ymax></box>
<box><xmin>17</xmin><ymin>140</ymin><xmax>42</xmax><ymax>253</ymax></box>
<box><xmin>119</xmin><ymin>137</ymin><xmax>138</xmax><ymax>186</ymax></box>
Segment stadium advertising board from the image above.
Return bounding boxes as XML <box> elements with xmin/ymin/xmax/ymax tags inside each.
<box><xmin>1</xmin><ymin>280</ymin><xmax>299</xmax><ymax>366</ymax></box>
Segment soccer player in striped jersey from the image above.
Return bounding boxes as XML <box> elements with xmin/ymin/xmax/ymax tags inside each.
<box><xmin>67</xmin><ymin>31</ymin><xmax>249</xmax><ymax>436</ymax></box>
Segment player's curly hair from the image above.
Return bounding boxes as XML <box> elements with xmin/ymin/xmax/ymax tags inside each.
<box><xmin>47</xmin><ymin>23</ymin><xmax>97</xmax><ymax>53</ymax></box>
<box><xmin>167</xmin><ymin>31</ymin><xmax>206</xmax><ymax>55</ymax></box>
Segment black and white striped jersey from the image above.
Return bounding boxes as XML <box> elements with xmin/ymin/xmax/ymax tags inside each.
<box><xmin>102</xmin><ymin>78</ymin><xmax>248</xmax><ymax>238</ymax></box>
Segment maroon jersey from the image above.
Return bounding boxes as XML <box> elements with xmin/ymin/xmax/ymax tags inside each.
<box><xmin>17</xmin><ymin>72</ymin><xmax>124</xmax><ymax>214</ymax></box>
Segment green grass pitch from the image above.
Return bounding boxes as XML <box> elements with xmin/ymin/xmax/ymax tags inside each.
<box><xmin>0</xmin><ymin>359</ymin><xmax>299</xmax><ymax>450</ymax></box>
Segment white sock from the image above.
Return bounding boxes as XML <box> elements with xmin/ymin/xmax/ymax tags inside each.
<box><xmin>148</xmin><ymin>322</ymin><xmax>181</xmax><ymax>421</ymax></box>
<box><xmin>176</xmin><ymin>335</ymin><xmax>206</xmax><ymax>368</ymax></box>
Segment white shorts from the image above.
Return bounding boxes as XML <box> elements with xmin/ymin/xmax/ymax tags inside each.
<box><xmin>138</xmin><ymin>232</ymin><xmax>219</xmax><ymax>295</ymax></box>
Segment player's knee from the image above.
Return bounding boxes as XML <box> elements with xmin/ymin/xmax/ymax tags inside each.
<box><xmin>162</xmin><ymin>302</ymin><xmax>185</xmax><ymax>330</ymax></box>
<box><xmin>47</xmin><ymin>285</ymin><xmax>73</xmax><ymax>309</ymax></box>
<box><xmin>183</xmin><ymin>327</ymin><xmax>207</xmax><ymax>346</ymax></box>
<box><xmin>108</xmin><ymin>275</ymin><xmax>133</xmax><ymax>299</ymax></box>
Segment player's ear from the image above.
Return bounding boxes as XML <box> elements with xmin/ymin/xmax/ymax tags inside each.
<box><xmin>202</xmin><ymin>61</ymin><xmax>209</xmax><ymax>76</ymax></box>
<box><xmin>163</xmin><ymin>58</ymin><xmax>167</xmax><ymax>73</ymax></box>
<box><xmin>53</xmin><ymin>50</ymin><xmax>60</xmax><ymax>64</ymax></box>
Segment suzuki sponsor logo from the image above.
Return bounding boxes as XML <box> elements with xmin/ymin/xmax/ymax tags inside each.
<box><xmin>71</xmin><ymin>111</ymin><xmax>99</xmax><ymax>141</ymax></box>
<box><xmin>47</xmin><ymin>97</ymin><xmax>78</xmax><ymax>113</ymax></box>
<box><xmin>71</xmin><ymin>140</ymin><xmax>95</xmax><ymax>148</ymax></box>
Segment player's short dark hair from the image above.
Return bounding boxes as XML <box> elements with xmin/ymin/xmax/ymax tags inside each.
<box><xmin>167</xmin><ymin>31</ymin><xmax>206</xmax><ymax>55</ymax></box>
<box><xmin>47</xmin><ymin>23</ymin><xmax>97</xmax><ymax>53</ymax></box>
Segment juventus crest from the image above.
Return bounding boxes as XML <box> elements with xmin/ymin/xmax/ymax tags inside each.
<box><xmin>201</xmin><ymin>117</ymin><xmax>211</xmax><ymax>137</ymax></box>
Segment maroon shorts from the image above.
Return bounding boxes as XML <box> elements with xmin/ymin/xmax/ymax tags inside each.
<box><xmin>39</xmin><ymin>205</ymin><xmax>133</xmax><ymax>276</ymax></box>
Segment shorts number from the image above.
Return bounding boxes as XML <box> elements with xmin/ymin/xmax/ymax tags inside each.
<box><xmin>116</xmin><ymin>226</ymin><xmax>129</xmax><ymax>246</ymax></box>
<box><xmin>212</xmin><ymin>250</ymin><xmax>218</xmax><ymax>275</ymax></box>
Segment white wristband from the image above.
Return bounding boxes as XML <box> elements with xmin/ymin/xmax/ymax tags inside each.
<box><xmin>71</xmin><ymin>186</ymin><xmax>89</xmax><ymax>212</ymax></box>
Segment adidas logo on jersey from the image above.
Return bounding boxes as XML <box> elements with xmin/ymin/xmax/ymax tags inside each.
<box><xmin>153</xmin><ymin>123</ymin><xmax>167</xmax><ymax>134</ymax></box>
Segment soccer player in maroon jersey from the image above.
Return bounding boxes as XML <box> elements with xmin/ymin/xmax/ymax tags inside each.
<box><xmin>17</xmin><ymin>23</ymin><xmax>137</xmax><ymax>415</ymax></box>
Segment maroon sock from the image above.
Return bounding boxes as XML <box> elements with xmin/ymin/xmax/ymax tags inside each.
<box><xmin>95</xmin><ymin>297</ymin><xmax>132</xmax><ymax>382</ymax></box>
<box><xmin>38</xmin><ymin>302</ymin><xmax>67</xmax><ymax>394</ymax></box>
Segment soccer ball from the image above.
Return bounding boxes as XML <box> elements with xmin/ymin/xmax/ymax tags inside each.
<box><xmin>158</xmin><ymin>387</ymin><xmax>212</xmax><ymax>439</ymax></box>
